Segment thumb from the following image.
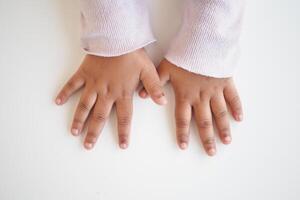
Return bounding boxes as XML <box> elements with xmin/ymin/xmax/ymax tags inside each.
<box><xmin>139</xmin><ymin>61</ymin><xmax>170</xmax><ymax>101</ymax></box>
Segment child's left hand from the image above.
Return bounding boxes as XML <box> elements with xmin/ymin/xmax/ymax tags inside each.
<box><xmin>139</xmin><ymin>59</ymin><xmax>243</xmax><ymax>156</ymax></box>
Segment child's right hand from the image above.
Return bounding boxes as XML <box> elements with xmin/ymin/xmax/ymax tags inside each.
<box><xmin>55</xmin><ymin>49</ymin><xmax>167</xmax><ymax>150</ymax></box>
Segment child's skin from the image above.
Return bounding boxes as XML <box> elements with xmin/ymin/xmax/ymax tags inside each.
<box><xmin>139</xmin><ymin>59</ymin><xmax>243</xmax><ymax>156</ymax></box>
<box><xmin>56</xmin><ymin>49</ymin><xmax>243</xmax><ymax>156</ymax></box>
<box><xmin>55</xmin><ymin>49</ymin><xmax>167</xmax><ymax>150</ymax></box>
<box><xmin>57</xmin><ymin>1</ymin><xmax>244</xmax><ymax>156</ymax></box>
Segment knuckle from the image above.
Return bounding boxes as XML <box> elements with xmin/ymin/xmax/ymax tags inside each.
<box><xmin>119</xmin><ymin>133</ymin><xmax>128</xmax><ymax>140</ymax></box>
<box><xmin>78</xmin><ymin>101</ymin><xmax>90</xmax><ymax>112</ymax></box>
<box><xmin>148</xmin><ymin>82</ymin><xmax>162</xmax><ymax>95</ymax></box>
<box><xmin>86</xmin><ymin>134</ymin><xmax>97</xmax><ymax>143</ymax></box>
<box><xmin>92</xmin><ymin>112</ymin><xmax>106</xmax><ymax>122</ymax></box>
<box><xmin>199</xmin><ymin>91</ymin><xmax>210</xmax><ymax>101</ymax></box>
<box><xmin>215</xmin><ymin>110</ymin><xmax>227</xmax><ymax>119</ymax></box>
<box><xmin>118</xmin><ymin>116</ymin><xmax>131</xmax><ymax>126</ymax></box>
<box><xmin>176</xmin><ymin>94</ymin><xmax>189</xmax><ymax>103</ymax></box>
<box><xmin>121</xmin><ymin>91</ymin><xmax>133</xmax><ymax>99</ymax></box>
<box><xmin>97</xmin><ymin>93</ymin><xmax>111</xmax><ymax>100</ymax></box>
<box><xmin>198</xmin><ymin>119</ymin><xmax>212</xmax><ymax>129</ymax></box>
<box><xmin>219</xmin><ymin>127</ymin><xmax>230</xmax><ymax>135</ymax></box>
<box><xmin>230</xmin><ymin>95</ymin><xmax>241</xmax><ymax>107</ymax></box>
<box><xmin>141</xmin><ymin>67</ymin><xmax>153</xmax><ymax>79</ymax></box>
<box><xmin>87</xmin><ymin>131</ymin><xmax>98</xmax><ymax>138</ymax></box>
<box><xmin>66</xmin><ymin>80</ymin><xmax>76</xmax><ymax>90</ymax></box>
<box><xmin>118</xmin><ymin>134</ymin><xmax>128</xmax><ymax>143</ymax></box>
<box><xmin>176</xmin><ymin>118</ymin><xmax>189</xmax><ymax>129</ymax></box>
<box><xmin>178</xmin><ymin>134</ymin><xmax>189</xmax><ymax>142</ymax></box>
<box><xmin>73</xmin><ymin>117</ymin><xmax>83</xmax><ymax>125</ymax></box>
<box><xmin>203</xmin><ymin>137</ymin><xmax>215</xmax><ymax>146</ymax></box>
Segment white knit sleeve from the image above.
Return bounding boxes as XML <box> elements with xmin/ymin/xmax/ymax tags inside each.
<box><xmin>165</xmin><ymin>0</ymin><xmax>245</xmax><ymax>78</ymax></box>
<box><xmin>80</xmin><ymin>0</ymin><xmax>155</xmax><ymax>57</ymax></box>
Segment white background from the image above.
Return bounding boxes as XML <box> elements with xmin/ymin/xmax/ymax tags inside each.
<box><xmin>0</xmin><ymin>0</ymin><xmax>300</xmax><ymax>199</ymax></box>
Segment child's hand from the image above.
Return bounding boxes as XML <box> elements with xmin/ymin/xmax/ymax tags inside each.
<box><xmin>55</xmin><ymin>49</ymin><xmax>167</xmax><ymax>150</ymax></box>
<box><xmin>139</xmin><ymin>59</ymin><xmax>243</xmax><ymax>156</ymax></box>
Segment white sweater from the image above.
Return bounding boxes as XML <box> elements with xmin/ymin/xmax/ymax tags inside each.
<box><xmin>80</xmin><ymin>0</ymin><xmax>245</xmax><ymax>78</ymax></box>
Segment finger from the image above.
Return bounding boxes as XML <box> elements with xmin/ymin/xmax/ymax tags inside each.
<box><xmin>116</xmin><ymin>96</ymin><xmax>133</xmax><ymax>149</ymax></box>
<box><xmin>71</xmin><ymin>88</ymin><xmax>97</xmax><ymax>136</ymax></box>
<box><xmin>193</xmin><ymin>101</ymin><xmax>216</xmax><ymax>156</ymax></box>
<box><xmin>140</xmin><ymin>67</ymin><xmax>167</xmax><ymax>105</ymax></box>
<box><xmin>224</xmin><ymin>85</ymin><xmax>243</xmax><ymax>121</ymax></box>
<box><xmin>157</xmin><ymin>61</ymin><xmax>170</xmax><ymax>86</ymax></box>
<box><xmin>138</xmin><ymin>88</ymin><xmax>149</xmax><ymax>99</ymax></box>
<box><xmin>211</xmin><ymin>96</ymin><xmax>231</xmax><ymax>144</ymax></box>
<box><xmin>175</xmin><ymin>97</ymin><xmax>192</xmax><ymax>150</ymax></box>
<box><xmin>138</xmin><ymin>63</ymin><xmax>170</xmax><ymax>99</ymax></box>
<box><xmin>56</xmin><ymin>71</ymin><xmax>84</xmax><ymax>105</ymax></box>
<box><xmin>84</xmin><ymin>96</ymin><xmax>113</xmax><ymax>150</ymax></box>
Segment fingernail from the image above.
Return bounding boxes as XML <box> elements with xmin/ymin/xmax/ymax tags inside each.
<box><xmin>140</xmin><ymin>91</ymin><xmax>147</xmax><ymax>98</ymax></box>
<box><xmin>180</xmin><ymin>142</ymin><xmax>188</xmax><ymax>150</ymax></box>
<box><xmin>55</xmin><ymin>98</ymin><xmax>61</xmax><ymax>105</ymax></box>
<box><xmin>158</xmin><ymin>96</ymin><xmax>168</xmax><ymax>105</ymax></box>
<box><xmin>236</xmin><ymin>114</ymin><xmax>243</xmax><ymax>121</ymax></box>
<box><xmin>84</xmin><ymin>142</ymin><xmax>93</xmax><ymax>150</ymax></box>
<box><xmin>120</xmin><ymin>143</ymin><xmax>128</xmax><ymax>149</ymax></box>
<box><xmin>71</xmin><ymin>128</ymin><xmax>79</xmax><ymax>136</ymax></box>
<box><xmin>208</xmin><ymin>148</ymin><xmax>216</xmax><ymax>156</ymax></box>
<box><xmin>224</xmin><ymin>136</ymin><xmax>232</xmax><ymax>144</ymax></box>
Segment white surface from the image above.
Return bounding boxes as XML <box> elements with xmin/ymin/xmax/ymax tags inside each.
<box><xmin>0</xmin><ymin>0</ymin><xmax>300</xmax><ymax>199</ymax></box>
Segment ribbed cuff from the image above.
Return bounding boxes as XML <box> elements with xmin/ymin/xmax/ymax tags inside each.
<box><xmin>80</xmin><ymin>0</ymin><xmax>156</xmax><ymax>57</ymax></box>
<box><xmin>165</xmin><ymin>0</ymin><xmax>245</xmax><ymax>78</ymax></box>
